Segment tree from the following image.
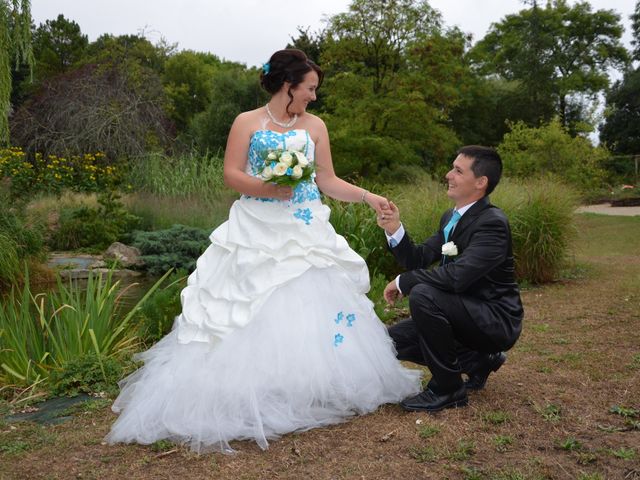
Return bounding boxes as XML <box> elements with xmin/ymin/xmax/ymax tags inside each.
<box><xmin>0</xmin><ymin>0</ymin><xmax>34</xmax><ymax>144</ymax></box>
<box><xmin>471</xmin><ymin>0</ymin><xmax>629</xmax><ymax>134</ymax></box>
<box><xmin>85</xmin><ymin>33</ymin><xmax>174</xmax><ymax>75</ymax></box>
<box><xmin>189</xmin><ymin>64</ymin><xmax>267</xmax><ymax>154</ymax></box>
<box><xmin>162</xmin><ymin>50</ymin><xmax>220</xmax><ymax>131</ymax></box>
<box><xmin>632</xmin><ymin>0</ymin><xmax>640</xmax><ymax>61</ymax></box>
<box><xmin>287</xmin><ymin>27</ymin><xmax>325</xmax><ymax>65</ymax></box>
<box><xmin>599</xmin><ymin>68</ymin><xmax>640</xmax><ymax>154</ymax></box>
<box><xmin>320</xmin><ymin>0</ymin><xmax>470</xmax><ymax>176</ymax></box>
<box><xmin>449</xmin><ymin>77</ymin><xmax>538</xmax><ymax>147</ymax></box>
<box><xmin>11</xmin><ymin>14</ymin><xmax>88</xmax><ymax>108</ymax></box>
<box><xmin>32</xmin><ymin>14</ymin><xmax>88</xmax><ymax>78</ymax></box>
<box><xmin>11</xmin><ymin>63</ymin><xmax>172</xmax><ymax>160</ymax></box>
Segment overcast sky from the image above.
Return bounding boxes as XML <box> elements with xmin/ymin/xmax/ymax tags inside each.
<box><xmin>30</xmin><ymin>0</ymin><xmax>636</xmax><ymax>68</ymax></box>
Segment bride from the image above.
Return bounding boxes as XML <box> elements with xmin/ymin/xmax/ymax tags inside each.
<box><xmin>106</xmin><ymin>49</ymin><xmax>421</xmax><ymax>453</ymax></box>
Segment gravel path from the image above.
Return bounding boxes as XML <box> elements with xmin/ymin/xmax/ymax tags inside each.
<box><xmin>576</xmin><ymin>202</ymin><xmax>640</xmax><ymax>216</ymax></box>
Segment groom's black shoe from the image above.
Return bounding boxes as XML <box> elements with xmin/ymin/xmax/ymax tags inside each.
<box><xmin>465</xmin><ymin>352</ymin><xmax>506</xmax><ymax>391</ymax></box>
<box><xmin>400</xmin><ymin>386</ymin><xmax>468</xmax><ymax>413</ymax></box>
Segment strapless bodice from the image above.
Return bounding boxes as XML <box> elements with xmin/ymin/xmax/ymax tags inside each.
<box><xmin>244</xmin><ymin>129</ymin><xmax>320</xmax><ymax>204</ymax></box>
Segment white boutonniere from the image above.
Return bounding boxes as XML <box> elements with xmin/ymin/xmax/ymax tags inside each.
<box><xmin>441</xmin><ymin>241</ymin><xmax>458</xmax><ymax>256</ymax></box>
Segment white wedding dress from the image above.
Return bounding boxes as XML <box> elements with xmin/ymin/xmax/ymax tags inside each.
<box><xmin>106</xmin><ymin>129</ymin><xmax>421</xmax><ymax>453</ymax></box>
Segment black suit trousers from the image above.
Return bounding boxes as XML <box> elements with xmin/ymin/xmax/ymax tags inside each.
<box><xmin>389</xmin><ymin>283</ymin><xmax>501</xmax><ymax>394</ymax></box>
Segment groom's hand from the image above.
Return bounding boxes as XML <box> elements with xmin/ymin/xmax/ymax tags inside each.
<box><xmin>377</xmin><ymin>201</ymin><xmax>401</xmax><ymax>236</ymax></box>
<box><xmin>383</xmin><ymin>279</ymin><xmax>403</xmax><ymax>305</ymax></box>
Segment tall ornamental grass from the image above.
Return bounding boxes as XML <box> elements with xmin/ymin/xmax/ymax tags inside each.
<box><xmin>327</xmin><ymin>197</ymin><xmax>389</xmax><ymax>275</ymax></box>
<box><xmin>0</xmin><ymin>269</ymin><xmax>172</xmax><ymax>387</ymax></box>
<box><xmin>493</xmin><ymin>178</ymin><xmax>578</xmax><ymax>284</ymax></box>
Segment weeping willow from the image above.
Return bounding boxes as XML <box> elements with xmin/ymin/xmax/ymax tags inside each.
<box><xmin>0</xmin><ymin>0</ymin><xmax>33</xmax><ymax>145</ymax></box>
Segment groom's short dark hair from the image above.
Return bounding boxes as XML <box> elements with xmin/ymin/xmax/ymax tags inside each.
<box><xmin>458</xmin><ymin>145</ymin><xmax>502</xmax><ymax>196</ymax></box>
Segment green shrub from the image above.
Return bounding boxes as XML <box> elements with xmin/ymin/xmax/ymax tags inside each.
<box><xmin>126</xmin><ymin>224</ymin><xmax>211</xmax><ymax>275</ymax></box>
<box><xmin>49</xmin><ymin>191</ymin><xmax>140</xmax><ymax>251</ymax></box>
<box><xmin>133</xmin><ymin>271</ymin><xmax>187</xmax><ymax>343</ymax></box>
<box><xmin>49</xmin><ymin>353</ymin><xmax>124</xmax><ymax>397</ymax></box>
<box><xmin>498</xmin><ymin>118</ymin><xmax>609</xmax><ymax>194</ymax></box>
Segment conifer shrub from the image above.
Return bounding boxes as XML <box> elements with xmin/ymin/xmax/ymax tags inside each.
<box><xmin>127</xmin><ymin>224</ymin><xmax>210</xmax><ymax>276</ymax></box>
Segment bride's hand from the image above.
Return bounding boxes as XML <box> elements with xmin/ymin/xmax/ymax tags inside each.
<box><xmin>364</xmin><ymin>192</ymin><xmax>390</xmax><ymax>215</ymax></box>
<box><xmin>267</xmin><ymin>184</ymin><xmax>293</xmax><ymax>200</ymax></box>
<box><xmin>377</xmin><ymin>201</ymin><xmax>401</xmax><ymax>235</ymax></box>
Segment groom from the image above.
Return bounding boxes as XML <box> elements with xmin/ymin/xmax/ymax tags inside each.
<box><xmin>378</xmin><ymin>145</ymin><xmax>523</xmax><ymax>412</ymax></box>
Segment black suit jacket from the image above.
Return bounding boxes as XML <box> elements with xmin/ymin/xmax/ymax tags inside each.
<box><xmin>393</xmin><ymin>196</ymin><xmax>523</xmax><ymax>350</ymax></box>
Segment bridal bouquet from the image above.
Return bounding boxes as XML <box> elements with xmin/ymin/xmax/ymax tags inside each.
<box><xmin>259</xmin><ymin>148</ymin><xmax>314</xmax><ymax>188</ymax></box>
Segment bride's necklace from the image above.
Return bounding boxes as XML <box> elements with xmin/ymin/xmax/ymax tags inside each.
<box><xmin>265</xmin><ymin>103</ymin><xmax>297</xmax><ymax>128</ymax></box>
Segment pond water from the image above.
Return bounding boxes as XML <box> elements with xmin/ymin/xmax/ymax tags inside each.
<box><xmin>32</xmin><ymin>253</ymin><xmax>163</xmax><ymax>312</ymax></box>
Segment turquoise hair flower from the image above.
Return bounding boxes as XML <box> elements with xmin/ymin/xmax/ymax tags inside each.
<box><xmin>262</xmin><ymin>62</ymin><xmax>270</xmax><ymax>74</ymax></box>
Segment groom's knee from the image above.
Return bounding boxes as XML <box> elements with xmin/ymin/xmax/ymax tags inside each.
<box><xmin>408</xmin><ymin>284</ymin><xmax>441</xmax><ymax>316</ymax></box>
<box><xmin>387</xmin><ymin>317</ymin><xmax>415</xmax><ymax>342</ymax></box>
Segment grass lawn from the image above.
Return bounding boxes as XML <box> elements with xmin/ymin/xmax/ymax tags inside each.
<box><xmin>1</xmin><ymin>213</ymin><xmax>639</xmax><ymax>479</ymax></box>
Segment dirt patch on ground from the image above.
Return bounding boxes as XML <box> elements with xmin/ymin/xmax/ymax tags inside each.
<box><xmin>1</xmin><ymin>214</ymin><xmax>639</xmax><ymax>480</ymax></box>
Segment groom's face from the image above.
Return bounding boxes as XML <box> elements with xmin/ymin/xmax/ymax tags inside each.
<box><xmin>445</xmin><ymin>154</ymin><xmax>485</xmax><ymax>207</ymax></box>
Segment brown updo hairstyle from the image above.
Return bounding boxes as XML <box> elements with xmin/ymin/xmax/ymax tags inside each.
<box><xmin>260</xmin><ymin>49</ymin><xmax>324</xmax><ymax>116</ymax></box>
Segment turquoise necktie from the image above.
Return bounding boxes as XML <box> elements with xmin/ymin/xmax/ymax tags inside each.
<box><xmin>443</xmin><ymin>210</ymin><xmax>461</xmax><ymax>242</ymax></box>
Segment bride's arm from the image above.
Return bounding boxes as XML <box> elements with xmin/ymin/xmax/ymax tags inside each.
<box><xmin>223</xmin><ymin>113</ymin><xmax>293</xmax><ymax>200</ymax></box>
<box><xmin>313</xmin><ymin>119</ymin><xmax>388</xmax><ymax>214</ymax></box>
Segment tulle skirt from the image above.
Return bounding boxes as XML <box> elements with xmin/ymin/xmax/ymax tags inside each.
<box><xmin>106</xmin><ymin>198</ymin><xmax>421</xmax><ymax>453</ymax></box>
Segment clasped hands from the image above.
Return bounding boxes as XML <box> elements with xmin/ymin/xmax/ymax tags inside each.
<box><xmin>374</xmin><ymin>200</ymin><xmax>404</xmax><ymax>307</ymax></box>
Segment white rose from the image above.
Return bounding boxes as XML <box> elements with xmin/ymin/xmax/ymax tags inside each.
<box><xmin>261</xmin><ymin>166</ymin><xmax>274</xmax><ymax>180</ymax></box>
<box><xmin>273</xmin><ymin>162</ymin><xmax>288</xmax><ymax>176</ymax></box>
<box><xmin>441</xmin><ymin>241</ymin><xmax>458</xmax><ymax>256</ymax></box>
<box><xmin>280</xmin><ymin>151</ymin><xmax>293</xmax><ymax>166</ymax></box>
<box><xmin>291</xmin><ymin>165</ymin><xmax>303</xmax><ymax>179</ymax></box>
<box><xmin>267</xmin><ymin>151</ymin><xmax>277</xmax><ymax>161</ymax></box>
<box><xmin>294</xmin><ymin>151</ymin><xmax>309</xmax><ymax>167</ymax></box>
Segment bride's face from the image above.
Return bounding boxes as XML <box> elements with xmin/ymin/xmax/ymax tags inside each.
<box><xmin>288</xmin><ymin>71</ymin><xmax>318</xmax><ymax>114</ymax></box>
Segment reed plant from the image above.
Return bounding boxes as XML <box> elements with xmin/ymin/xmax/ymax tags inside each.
<box><xmin>0</xmin><ymin>192</ymin><xmax>46</xmax><ymax>290</ymax></box>
<box><xmin>123</xmin><ymin>192</ymin><xmax>235</xmax><ymax>231</ymax></box>
<box><xmin>0</xmin><ymin>232</ymin><xmax>21</xmax><ymax>290</ymax></box>
<box><xmin>0</xmin><ymin>269</ymin><xmax>172</xmax><ymax>388</ymax></box>
<box><xmin>127</xmin><ymin>151</ymin><xmax>231</xmax><ymax>202</ymax></box>
<box><xmin>124</xmin><ymin>151</ymin><xmax>237</xmax><ymax>230</ymax></box>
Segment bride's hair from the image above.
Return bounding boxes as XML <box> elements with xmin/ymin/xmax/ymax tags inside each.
<box><xmin>260</xmin><ymin>49</ymin><xmax>324</xmax><ymax>115</ymax></box>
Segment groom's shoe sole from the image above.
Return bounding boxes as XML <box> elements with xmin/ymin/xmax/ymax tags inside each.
<box><xmin>465</xmin><ymin>352</ymin><xmax>506</xmax><ymax>391</ymax></box>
